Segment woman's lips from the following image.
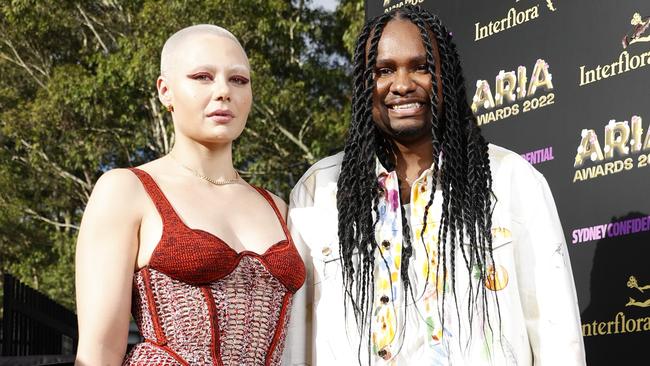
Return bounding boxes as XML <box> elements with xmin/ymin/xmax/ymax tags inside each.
<box><xmin>207</xmin><ymin>110</ymin><xmax>234</xmax><ymax>124</ymax></box>
<box><xmin>208</xmin><ymin>114</ymin><xmax>234</xmax><ymax>123</ymax></box>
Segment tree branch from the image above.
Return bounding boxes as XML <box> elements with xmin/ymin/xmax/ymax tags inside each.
<box><xmin>82</xmin><ymin>127</ymin><xmax>133</xmax><ymax>163</ymax></box>
<box><xmin>24</xmin><ymin>208</ymin><xmax>80</xmax><ymax>231</ymax></box>
<box><xmin>1</xmin><ymin>40</ymin><xmax>47</xmax><ymax>89</ymax></box>
<box><xmin>148</xmin><ymin>96</ymin><xmax>172</xmax><ymax>155</ymax></box>
<box><xmin>19</xmin><ymin>139</ymin><xmax>92</xmax><ymax>199</ymax></box>
<box><xmin>254</xmin><ymin>104</ymin><xmax>315</xmax><ymax>163</ymax></box>
<box><xmin>76</xmin><ymin>4</ymin><xmax>109</xmax><ymax>53</ymax></box>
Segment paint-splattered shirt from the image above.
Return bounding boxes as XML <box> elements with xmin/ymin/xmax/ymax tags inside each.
<box><xmin>284</xmin><ymin>144</ymin><xmax>585</xmax><ymax>366</ymax></box>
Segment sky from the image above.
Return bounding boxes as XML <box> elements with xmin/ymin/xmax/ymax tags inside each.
<box><xmin>310</xmin><ymin>0</ymin><xmax>339</xmax><ymax>11</ymax></box>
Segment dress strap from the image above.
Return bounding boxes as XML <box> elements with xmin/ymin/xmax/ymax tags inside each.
<box><xmin>129</xmin><ymin>168</ymin><xmax>181</xmax><ymax>226</ymax></box>
<box><xmin>251</xmin><ymin>186</ymin><xmax>291</xmax><ymax>242</ymax></box>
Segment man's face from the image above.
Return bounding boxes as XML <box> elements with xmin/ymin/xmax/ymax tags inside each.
<box><xmin>371</xmin><ymin>19</ymin><xmax>434</xmax><ymax>145</ymax></box>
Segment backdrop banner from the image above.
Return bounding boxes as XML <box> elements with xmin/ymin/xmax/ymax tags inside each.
<box><xmin>366</xmin><ymin>1</ymin><xmax>650</xmax><ymax>364</ymax></box>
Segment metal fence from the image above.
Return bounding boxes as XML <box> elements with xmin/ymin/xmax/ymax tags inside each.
<box><xmin>1</xmin><ymin>274</ymin><xmax>77</xmax><ymax>357</ymax></box>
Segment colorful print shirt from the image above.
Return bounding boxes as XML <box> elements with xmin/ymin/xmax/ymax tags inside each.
<box><xmin>283</xmin><ymin>144</ymin><xmax>586</xmax><ymax>366</ymax></box>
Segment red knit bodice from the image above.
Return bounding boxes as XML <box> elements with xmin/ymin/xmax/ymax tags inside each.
<box><xmin>123</xmin><ymin>168</ymin><xmax>305</xmax><ymax>366</ymax></box>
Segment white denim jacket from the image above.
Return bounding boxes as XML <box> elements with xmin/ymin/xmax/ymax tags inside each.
<box><xmin>283</xmin><ymin>144</ymin><xmax>586</xmax><ymax>366</ymax></box>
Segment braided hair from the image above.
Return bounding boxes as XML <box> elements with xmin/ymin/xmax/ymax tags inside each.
<box><xmin>336</xmin><ymin>5</ymin><xmax>497</xmax><ymax>358</ymax></box>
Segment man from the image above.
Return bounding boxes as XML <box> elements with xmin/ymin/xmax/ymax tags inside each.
<box><xmin>285</xmin><ymin>5</ymin><xmax>585</xmax><ymax>366</ymax></box>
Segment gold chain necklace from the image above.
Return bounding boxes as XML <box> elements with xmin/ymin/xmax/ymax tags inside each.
<box><xmin>397</xmin><ymin>173</ymin><xmax>414</xmax><ymax>187</ymax></box>
<box><xmin>168</xmin><ymin>154</ymin><xmax>240</xmax><ymax>186</ymax></box>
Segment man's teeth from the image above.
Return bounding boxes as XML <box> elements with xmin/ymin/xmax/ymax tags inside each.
<box><xmin>391</xmin><ymin>102</ymin><xmax>422</xmax><ymax>110</ymax></box>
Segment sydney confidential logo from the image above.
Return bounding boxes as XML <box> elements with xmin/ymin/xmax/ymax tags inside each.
<box><xmin>571</xmin><ymin>215</ymin><xmax>650</xmax><ymax>244</ymax></box>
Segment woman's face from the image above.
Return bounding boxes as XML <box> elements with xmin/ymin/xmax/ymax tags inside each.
<box><xmin>158</xmin><ymin>34</ymin><xmax>252</xmax><ymax>145</ymax></box>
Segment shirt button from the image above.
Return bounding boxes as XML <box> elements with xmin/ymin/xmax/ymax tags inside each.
<box><xmin>378</xmin><ymin>348</ymin><xmax>391</xmax><ymax>360</ymax></box>
<box><xmin>321</xmin><ymin>246</ymin><xmax>332</xmax><ymax>256</ymax></box>
<box><xmin>381</xmin><ymin>240</ymin><xmax>391</xmax><ymax>249</ymax></box>
<box><xmin>380</xmin><ymin>295</ymin><xmax>390</xmax><ymax>304</ymax></box>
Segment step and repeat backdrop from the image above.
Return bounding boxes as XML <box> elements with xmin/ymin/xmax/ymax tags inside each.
<box><xmin>367</xmin><ymin>1</ymin><xmax>649</xmax><ymax>364</ymax></box>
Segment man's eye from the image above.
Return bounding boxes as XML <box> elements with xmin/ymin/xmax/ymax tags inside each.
<box><xmin>376</xmin><ymin>68</ymin><xmax>393</xmax><ymax>76</ymax></box>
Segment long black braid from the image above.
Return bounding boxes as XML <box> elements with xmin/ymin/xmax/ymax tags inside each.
<box><xmin>336</xmin><ymin>5</ymin><xmax>498</xmax><ymax>359</ymax></box>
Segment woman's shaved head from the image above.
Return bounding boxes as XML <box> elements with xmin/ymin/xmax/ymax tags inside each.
<box><xmin>160</xmin><ymin>24</ymin><xmax>246</xmax><ymax>76</ymax></box>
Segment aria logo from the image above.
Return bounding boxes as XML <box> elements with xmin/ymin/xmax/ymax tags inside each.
<box><xmin>471</xmin><ymin>59</ymin><xmax>555</xmax><ymax>125</ymax></box>
<box><xmin>622</xmin><ymin>13</ymin><xmax>650</xmax><ymax>49</ymax></box>
<box><xmin>383</xmin><ymin>0</ymin><xmax>423</xmax><ymax>12</ymax></box>
<box><xmin>572</xmin><ymin>116</ymin><xmax>650</xmax><ymax>183</ymax></box>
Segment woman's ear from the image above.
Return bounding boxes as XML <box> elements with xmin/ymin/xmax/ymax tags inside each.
<box><xmin>157</xmin><ymin>76</ymin><xmax>172</xmax><ymax>108</ymax></box>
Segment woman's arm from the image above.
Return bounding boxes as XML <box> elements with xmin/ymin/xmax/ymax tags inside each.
<box><xmin>75</xmin><ymin>169</ymin><xmax>143</xmax><ymax>366</ymax></box>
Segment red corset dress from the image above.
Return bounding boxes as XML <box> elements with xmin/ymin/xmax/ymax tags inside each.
<box><xmin>123</xmin><ymin>168</ymin><xmax>305</xmax><ymax>366</ymax></box>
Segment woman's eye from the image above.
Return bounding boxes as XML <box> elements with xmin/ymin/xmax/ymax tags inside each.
<box><xmin>192</xmin><ymin>73</ymin><xmax>213</xmax><ymax>81</ymax></box>
<box><xmin>231</xmin><ymin>76</ymin><xmax>250</xmax><ymax>85</ymax></box>
<box><xmin>416</xmin><ymin>64</ymin><xmax>429</xmax><ymax>72</ymax></box>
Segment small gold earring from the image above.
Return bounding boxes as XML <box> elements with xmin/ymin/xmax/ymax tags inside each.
<box><xmin>166</xmin><ymin>104</ymin><xmax>174</xmax><ymax>112</ymax></box>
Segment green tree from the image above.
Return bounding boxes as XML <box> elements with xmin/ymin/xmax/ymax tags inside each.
<box><xmin>0</xmin><ymin>0</ymin><xmax>363</xmax><ymax>309</ymax></box>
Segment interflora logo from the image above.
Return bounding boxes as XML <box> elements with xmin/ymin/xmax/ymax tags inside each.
<box><xmin>579</xmin><ymin>12</ymin><xmax>650</xmax><ymax>86</ymax></box>
<box><xmin>474</xmin><ymin>0</ymin><xmax>556</xmax><ymax>42</ymax></box>
<box><xmin>582</xmin><ymin>275</ymin><xmax>650</xmax><ymax>337</ymax></box>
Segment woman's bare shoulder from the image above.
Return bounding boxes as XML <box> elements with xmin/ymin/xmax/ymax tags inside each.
<box><xmin>265</xmin><ymin>190</ymin><xmax>288</xmax><ymax>220</ymax></box>
<box><xmin>84</xmin><ymin>168</ymin><xmax>146</xmax><ymax>224</ymax></box>
<box><xmin>93</xmin><ymin>168</ymin><xmax>142</xmax><ymax>196</ymax></box>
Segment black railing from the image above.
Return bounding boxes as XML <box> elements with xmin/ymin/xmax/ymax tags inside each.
<box><xmin>1</xmin><ymin>274</ymin><xmax>77</xmax><ymax>357</ymax></box>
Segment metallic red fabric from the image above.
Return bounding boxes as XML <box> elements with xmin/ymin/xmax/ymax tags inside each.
<box><xmin>123</xmin><ymin>168</ymin><xmax>305</xmax><ymax>366</ymax></box>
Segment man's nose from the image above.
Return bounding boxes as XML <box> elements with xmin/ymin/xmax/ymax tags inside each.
<box><xmin>390</xmin><ymin>69</ymin><xmax>416</xmax><ymax>95</ymax></box>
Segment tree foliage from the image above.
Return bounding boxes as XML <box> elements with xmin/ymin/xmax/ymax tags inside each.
<box><xmin>0</xmin><ymin>0</ymin><xmax>363</xmax><ymax>309</ymax></box>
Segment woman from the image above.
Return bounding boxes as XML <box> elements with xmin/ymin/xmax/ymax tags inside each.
<box><xmin>75</xmin><ymin>25</ymin><xmax>305</xmax><ymax>365</ymax></box>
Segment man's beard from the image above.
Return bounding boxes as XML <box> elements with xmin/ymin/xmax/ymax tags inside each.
<box><xmin>385</xmin><ymin>119</ymin><xmax>433</xmax><ymax>144</ymax></box>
